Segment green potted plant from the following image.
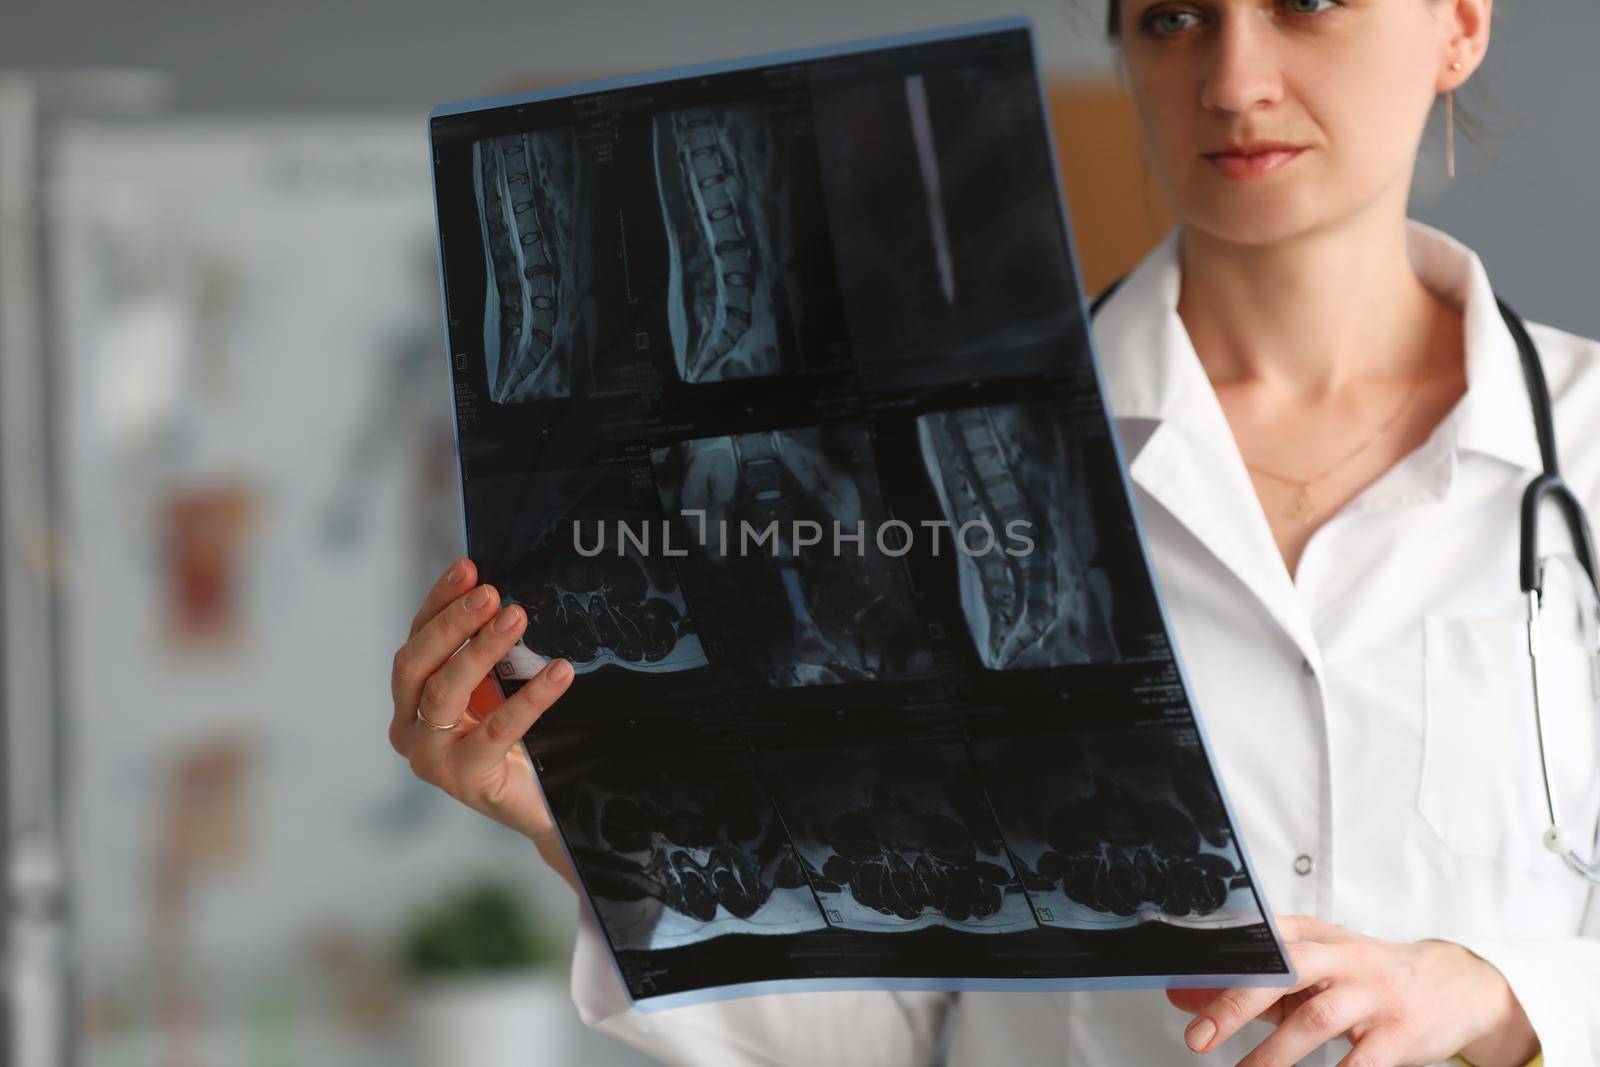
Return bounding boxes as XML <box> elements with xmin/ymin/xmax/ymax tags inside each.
<box><xmin>400</xmin><ymin>880</ymin><xmax>574</xmax><ymax>1067</ymax></box>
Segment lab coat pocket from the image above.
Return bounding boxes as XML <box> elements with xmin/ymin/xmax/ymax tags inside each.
<box><xmin>1419</xmin><ymin>614</ymin><xmax>1600</xmax><ymax>875</ymax></box>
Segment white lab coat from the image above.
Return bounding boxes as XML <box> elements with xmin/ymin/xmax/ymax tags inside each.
<box><xmin>566</xmin><ymin>219</ymin><xmax>1600</xmax><ymax>1066</ymax></box>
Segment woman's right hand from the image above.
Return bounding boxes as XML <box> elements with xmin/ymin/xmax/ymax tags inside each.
<box><xmin>388</xmin><ymin>557</ymin><xmax>579</xmax><ymax>890</ymax></box>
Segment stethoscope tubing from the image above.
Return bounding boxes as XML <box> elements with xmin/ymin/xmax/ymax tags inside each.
<box><xmin>1505</xmin><ymin>297</ymin><xmax>1600</xmax><ymax>880</ymax></box>
<box><xmin>1089</xmin><ymin>280</ymin><xmax>1600</xmax><ymax>881</ymax></box>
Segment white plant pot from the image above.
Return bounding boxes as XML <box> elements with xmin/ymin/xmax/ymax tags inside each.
<box><xmin>408</xmin><ymin>968</ymin><xmax>579</xmax><ymax>1067</ymax></box>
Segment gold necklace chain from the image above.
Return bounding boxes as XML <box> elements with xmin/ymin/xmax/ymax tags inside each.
<box><xmin>1243</xmin><ymin>375</ymin><xmax>1427</xmax><ymax>524</ymax></box>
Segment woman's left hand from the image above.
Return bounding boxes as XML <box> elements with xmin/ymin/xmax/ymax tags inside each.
<box><xmin>1167</xmin><ymin>915</ymin><xmax>1539</xmax><ymax>1067</ymax></box>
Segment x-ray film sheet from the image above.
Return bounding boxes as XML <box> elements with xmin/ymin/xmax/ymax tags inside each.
<box><xmin>429</xmin><ymin>18</ymin><xmax>1293</xmax><ymax>1009</ymax></box>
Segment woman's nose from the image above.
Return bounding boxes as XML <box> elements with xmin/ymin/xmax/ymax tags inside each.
<box><xmin>1199</xmin><ymin>15</ymin><xmax>1286</xmax><ymax>114</ymax></box>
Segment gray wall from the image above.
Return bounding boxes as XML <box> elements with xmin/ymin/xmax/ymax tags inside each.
<box><xmin>4</xmin><ymin>0</ymin><xmax>1596</xmax><ymax>337</ymax></box>
<box><xmin>0</xmin><ymin>0</ymin><xmax>1115</xmax><ymax>109</ymax></box>
<box><xmin>1410</xmin><ymin>0</ymin><xmax>1600</xmax><ymax>341</ymax></box>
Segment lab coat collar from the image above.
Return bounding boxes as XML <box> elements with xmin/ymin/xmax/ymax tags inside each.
<box><xmin>1092</xmin><ymin>226</ymin><xmax>1317</xmax><ymax>660</ymax></box>
<box><xmin>1407</xmin><ymin>221</ymin><xmax>1546</xmax><ymax>476</ymax></box>
<box><xmin>1089</xmin><ymin>218</ymin><xmax>1544</xmax><ymax>666</ymax></box>
<box><xmin>1093</xmin><ymin>218</ymin><xmax>1545</xmax><ymax>475</ymax></box>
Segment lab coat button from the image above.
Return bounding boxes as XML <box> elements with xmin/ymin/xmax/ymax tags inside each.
<box><xmin>1293</xmin><ymin>854</ymin><xmax>1315</xmax><ymax>876</ymax></box>
<box><xmin>1301</xmin><ymin>659</ymin><xmax>1316</xmax><ymax>678</ymax></box>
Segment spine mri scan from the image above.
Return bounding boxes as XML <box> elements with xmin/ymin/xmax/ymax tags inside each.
<box><xmin>652</xmin><ymin>105</ymin><xmax>795</xmax><ymax>383</ymax></box>
<box><xmin>918</xmin><ymin>404</ymin><xmax>1118</xmax><ymax>669</ymax></box>
<box><xmin>474</xmin><ymin>131</ymin><xmax>594</xmax><ymax>402</ymax></box>
<box><xmin>654</xmin><ymin>424</ymin><xmax>933</xmax><ymax>687</ymax></box>
<box><xmin>554</xmin><ymin>755</ymin><xmax>825</xmax><ymax>952</ymax></box>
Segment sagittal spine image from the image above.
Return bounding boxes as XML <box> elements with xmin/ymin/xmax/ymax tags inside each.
<box><xmin>473</xmin><ymin>129</ymin><xmax>594</xmax><ymax>402</ymax></box>
<box><xmin>652</xmin><ymin>104</ymin><xmax>802</xmax><ymax>382</ymax></box>
<box><xmin>466</xmin><ymin>469</ymin><xmax>707</xmax><ymax>681</ymax></box>
<box><xmin>918</xmin><ymin>403</ymin><xmax>1117</xmax><ymax>669</ymax></box>
<box><xmin>651</xmin><ymin>424</ymin><xmax>934</xmax><ymax>686</ymax></box>
<box><xmin>762</xmin><ymin>743</ymin><xmax>1034</xmax><ymax>933</ymax></box>
<box><xmin>809</xmin><ymin>67</ymin><xmax>1083</xmax><ymax>390</ymax></box>
<box><xmin>976</xmin><ymin>730</ymin><xmax>1259</xmax><ymax>931</ymax></box>
<box><xmin>548</xmin><ymin>753</ymin><xmax>825</xmax><ymax>952</ymax></box>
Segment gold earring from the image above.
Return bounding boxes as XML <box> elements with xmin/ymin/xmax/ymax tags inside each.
<box><xmin>1445</xmin><ymin>63</ymin><xmax>1462</xmax><ymax>179</ymax></box>
<box><xmin>1446</xmin><ymin>89</ymin><xmax>1456</xmax><ymax>179</ymax></box>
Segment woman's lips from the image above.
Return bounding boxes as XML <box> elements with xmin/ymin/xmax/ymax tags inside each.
<box><xmin>1204</xmin><ymin>147</ymin><xmax>1306</xmax><ymax>181</ymax></box>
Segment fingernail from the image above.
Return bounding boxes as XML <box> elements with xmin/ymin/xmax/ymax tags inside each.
<box><xmin>1185</xmin><ymin>1017</ymin><xmax>1215</xmax><ymax>1052</ymax></box>
<box><xmin>492</xmin><ymin>606</ymin><xmax>521</xmax><ymax>633</ymax></box>
<box><xmin>546</xmin><ymin>658</ymin><xmax>573</xmax><ymax>683</ymax></box>
<box><xmin>465</xmin><ymin>586</ymin><xmax>492</xmax><ymax>611</ymax></box>
<box><xmin>445</xmin><ymin>561</ymin><xmax>465</xmax><ymax>585</ymax></box>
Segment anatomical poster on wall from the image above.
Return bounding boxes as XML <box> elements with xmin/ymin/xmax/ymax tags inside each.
<box><xmin>429</xmin><ymin>19</ymin><xmax>1293</xmax><ymax>1009</ymax></box>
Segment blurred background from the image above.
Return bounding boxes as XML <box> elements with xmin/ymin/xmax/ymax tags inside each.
<box><xmin>1</xmin><ymin>1</ymin><xmax>1594</xmax><ymax>1065</ymax></box>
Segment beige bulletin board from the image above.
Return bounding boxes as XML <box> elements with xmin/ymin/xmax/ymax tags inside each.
<box><xmin>1044</xmin><ymin>77</ymin><xmax>1173</xmax><ymax>296</ymax></box>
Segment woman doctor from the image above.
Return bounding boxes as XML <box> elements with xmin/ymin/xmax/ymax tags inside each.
<box><xmin>385</xmin><ymin>0</ymin><xmax>1600</xmax><ymax>1063</ymax></box>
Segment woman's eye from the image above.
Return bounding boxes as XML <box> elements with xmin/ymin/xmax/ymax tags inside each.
<box><xmin>1143</xmin><ymin>8</ymin><xmax>1204</xmax><ymax>35</ymax></box>
<box><xmin>1140</xmin><ymin>0</ymin><xmax>1336</xmax><ymax>38</ymax></box>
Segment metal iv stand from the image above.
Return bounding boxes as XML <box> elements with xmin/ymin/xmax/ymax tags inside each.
<box><xmin>0</xmin><ymin>70</ymin><xmax>169</xmax><ymax>1067</ymax></box>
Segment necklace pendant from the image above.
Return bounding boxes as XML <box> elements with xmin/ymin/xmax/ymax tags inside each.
<box><xmin>1290</xmin><ymin>486</ymin><xmax>1316</xmax><ymax>524</ymax></box>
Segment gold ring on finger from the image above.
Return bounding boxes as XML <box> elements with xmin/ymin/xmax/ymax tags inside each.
<box><xmin>416</xmin><ymin>706</ymin><xmax>462</xmax><ymax>732</ymax></box>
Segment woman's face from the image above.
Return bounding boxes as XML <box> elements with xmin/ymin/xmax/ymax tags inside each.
<box><xmin>1117</xmin><ymin>0</ymin><xmax>1458</xmax><ymax>246</ymax></box>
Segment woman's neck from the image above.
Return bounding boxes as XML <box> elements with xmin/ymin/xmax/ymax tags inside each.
<box><xmin>1175</xmin><ymin>209</ymin><xmax>1451</xmax><ymax>397</ymax></box>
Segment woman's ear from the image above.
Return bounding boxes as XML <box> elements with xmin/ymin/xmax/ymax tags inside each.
<box><xmin>1440</xmin><ymin>0</ymin><xmax>1493</xmax><ymax>90</ymax></box>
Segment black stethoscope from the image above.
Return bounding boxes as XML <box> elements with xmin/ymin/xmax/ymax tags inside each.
<box><xmin>1091</xmin><ymin>276</ymin><xmax>1600</xmax><ymax>882</ymax></box>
